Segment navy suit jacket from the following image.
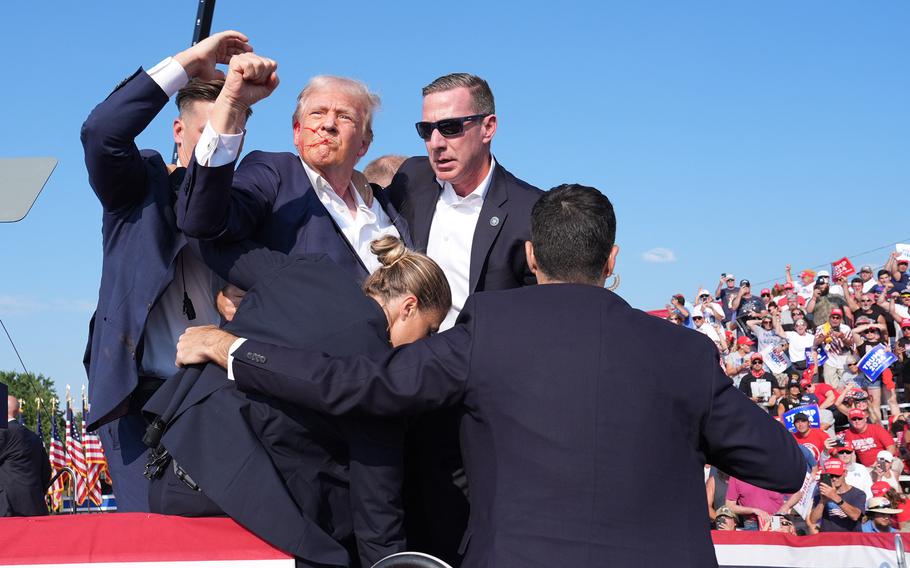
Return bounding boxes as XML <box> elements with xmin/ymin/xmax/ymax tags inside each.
<box><xmin>145</xmin><ymin>248</ymin><xmax>404</xmax><ymax>568</ymax></box>
<box><xmin>386</xmin><ymin>156</ymin><xmax>542</xmax><ymax>293</ymax></box>
<box><xmin>232</xmin><ymin>284</ymin><xmax>807</xmax><ymax>568</ymax></box>
<box><xmin>0</xmin><ymin>421</ymin><xmax>51</xmax><ymax>517</ymax></box>
<box><xmin>177</xmin><ymin>151</ymin><xmax>412</xmax><ymax>283</ymax></box>
<box><xmin>80</xmin><ymin>69</ymin><xmax>189</xmax><ymax>429</ymax></box>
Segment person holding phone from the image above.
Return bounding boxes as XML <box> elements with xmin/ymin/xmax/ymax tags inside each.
<box><xmin>810</xmin><ymin>458</ymin><xmax>865</xmax><ymax>532</ymax></box>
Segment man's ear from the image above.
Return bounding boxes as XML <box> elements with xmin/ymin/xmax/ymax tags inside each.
<box><xmin>525</xmin><ymin>241</ymin><xmax>539</xmax><ymax>277</ymax></box>
<box><xmin>604</xmin><ymin>244</ymin><xmax>620</xmax><ymax>278</ymax></box>
<box><xmin>173</xmin><ymin>117</ymin><xmax>185</xmax><ymax>147</ymax></box>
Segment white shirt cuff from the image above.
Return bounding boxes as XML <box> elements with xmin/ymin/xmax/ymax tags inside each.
<box><xmin>147</xmin><ymin>57</ymin><xmax>189</xmax><ymax>98</ymax></box>
<box><xmin>195</xmin><ymin>121</ymin><xmax>245</xmax><ymax>167</ymax></box>
<box><xmin>226</xmin><ymin>337</ymin><xmax>247</xmax><ymax>382</ymax></box>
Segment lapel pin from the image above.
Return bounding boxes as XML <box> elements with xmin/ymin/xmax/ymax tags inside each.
<box><xmin>489</xmin><ymin>216</ymin><xmax>500</xmax><ymax>227</ymax></box>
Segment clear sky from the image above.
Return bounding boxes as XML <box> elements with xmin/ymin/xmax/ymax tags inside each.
<box><xmin>0</xmin><ymin>1</ymin><xmax>907</xmax><ymax>401</ymax></box>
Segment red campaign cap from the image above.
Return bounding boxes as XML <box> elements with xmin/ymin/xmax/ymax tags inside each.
<box><xmin>783</xmin><ymin>282</ymin><xmax>794</xmax><ymax>289</ymax></box>
<box><xmin>736</xmin><ymin>336</ymin><xmax>754</xmax><ymax>345</ymax></box>
<box><xmin>750</xmin><ymin>352</ymin><xmax>764</xmax><ymax>361</ymax></box>
<box><xmin>872</xmin><ymin>481</ymin><xmax>892</xmax><ymax>497</ymax></box>
<box><xmin>848</xmin><ymin>408</ymin><xmax>866</xmax><ymax>420</ymax></box>
<box><xmin>830</xmin><ymin>308</ymin><xmax>843</xmax><ymax>316</ymax></box>
<box><xmin>799</xmin><ymin>377</ymin><xmax>813</xmax><ymax>388</ymax></box>
<box><xmin>901</xmin><ymin>318</ymin><xmax>910</xmax><ymax>329</ymax></box>
<box><xmin>823</xmin><ymin>458</ymin><xmax>846</xmax><ymax>476</ymax></box>
<box><xmin>760</xmin><ymin>288</ymin><xmax>771</xmax><ymax>295</ymax></box>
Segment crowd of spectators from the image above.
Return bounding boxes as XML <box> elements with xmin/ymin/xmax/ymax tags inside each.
<box><xmin>678</xmin><ymin>252</ymin><xmax>910</xmax><ymax>534</ymax></box>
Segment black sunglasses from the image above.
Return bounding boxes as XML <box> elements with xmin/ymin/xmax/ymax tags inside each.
<box><xmin>415</xmin><ymin>114</ymin><xmax>488</xmax><ymax>140</ymax></box>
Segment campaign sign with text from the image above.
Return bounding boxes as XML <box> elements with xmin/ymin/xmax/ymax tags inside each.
<box><xmin>761</xmin><ymin>345</ymin><xmax>789</xmax><ymax>374</ymax></box>
<box><xmin>831</xmin><ymin>257</ymin><xmax>855</xmax><ymax>280</ymax></box>
<box><xmin>805</xmin><ymin>347</ymin><xmax>828</xmax><ymax>367</ymax></box>
<box><xmin>858</xmin><ymin>344</ymin><xmax>897</xmax><ymax>382</ymax></box>
<box><xmin>782</xmin><ymin>404</ymin><xmax>821</xmax><ymax>433</ymax></box>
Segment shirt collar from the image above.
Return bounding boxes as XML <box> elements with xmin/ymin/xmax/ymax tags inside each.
<box><xmin>435</xmin><ymin>156</ymin><xmax>497</xmax><ymax>205</ymax></box>
<box><xmin>300</xmin><ymin>158</ymin><xmax>369</xmax><ymax>212</ymax></box>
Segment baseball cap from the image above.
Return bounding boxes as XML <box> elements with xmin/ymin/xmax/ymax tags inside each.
<box><xmin>740</xmin><ymin>279</ymin><xmax>751</xmax><ymax>287</ymax></box>
<box><xmin>830</xmin><ymin>308</ymin><xmax>843</xmax><ymax>316</ymax></box>
<box><xmin>817</xmin><ymin>270</ymin><xmax>831</xmax><ymax>279</ymax></box>
<box><xmin>750</xmin><ymin>352</ymin><xmax>763</xmax><ymax>362</ymax></box>
<box><xmin>867</xmin><ymin>497</ymin><xmax>903</xmax><ymax>515</ymax></box>
<box><xmin>871</xmin><ymin>481</ymin><xmax>892</xmax><ymax>497</ymax></box>
<box><xmin>901</xmin><ymin>290</ymin><xmax>910</xmax><ymax>297</ymax></box>
<box><xmin>799</xmin><ymin>376</ymin><xmax>813</xmax><ymax>388</ymax></box>
<box><xmin>725</xmin><ymin>274</ymin><xmax>735</xmax><ymax>281</ymax></box>
<box><xmin>787</xmin><ymin>379</ymin><xmax>801</xmax><ymax>388</ymax></box>
<box><xmin>901</xmin><ymin>319</ymin><xmax>910</xmax><ymax>329</ymax></box>
<box><xmin>823</xmin><ymin>458</ymin><xmax>845</xmax><ymax>476</ymax></box>
<box><xmin>876</xmin><ymin>450</ymin><xmax>894</xmax><ymax>463</ymax></box>
<box><xmin>855</xmin><ymin>316</ymin><xmax>874</xmax><ymax>326</ymax></box>
<box><xmin>848</xmin><ymin>408</ymin><xmax>866</xmax><ymax>420</ymax></box>
<box><xmin>861</xmin><ymin>265</ymin><xmax>873</xmax><ymax>273</ymax></box>
<box><xmin>799</xmin><ymin>269</ymin><xmax>816</xmax><ymax>278</ymax></box>
<box><xmin>899</xmin><ymin>259</ymin><xmax>910</xmax><ymax>265</ymax></box>
<box><xmin>793</xmin><ymin>412</ymin><xmax>809</xmax><ymax>423</ymax></box>
<box><xmin>849</xmin><ymin>389</ymin><xmax>869</xmax><ymax>401</ymax></box>
<box><xmin>715</xmin><ymin>506</ymin><xmax>737</xmax><ymax>521</ymax></box>
<box><xmin>799</xmin><ymin>393</ymin><xmax>819</xmax><ymax>405</ymax></box>
<box><xmin>783</xmin><ymin>282</ymin><xmax>794</xmax><ymax>290</ymax></box>
<box><xmin>760</xmin><ymin>288</ymin><xmax>771</xmax><ymax>295</ymax></box>
<box><xmin>736</xmin><ymin>336</ymin><xmax>754</xmax><ymax>346</ymax></box>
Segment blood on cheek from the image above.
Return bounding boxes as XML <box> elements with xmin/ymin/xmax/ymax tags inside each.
<box><xmin>303</xmin><ymin>127</ymin><xmax>332</xmax><ymax>149</ymax></box>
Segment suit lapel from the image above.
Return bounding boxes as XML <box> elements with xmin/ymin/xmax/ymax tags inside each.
<box><xmin>375</xmin><ymin>189</ymin><xmax>414</xmax><ymax>249</ymax></box>
<box><xmin>469</xmin><ymin>166</ymin><xmax>508</xmax><ymax>292</ymax></box>
<box><xmin>294</xmin><ymin>162</ymin><xmax>370</xmax><ymax>277</ymax></box>
<box><xmin>411</xmin><ymin>182</ymin><xmax>442</xmax><ymax>252</ymax></box>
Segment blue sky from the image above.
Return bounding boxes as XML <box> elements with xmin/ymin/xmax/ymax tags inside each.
<box><xmin>1</xmin><ymin>1</ymin><xmax>908</xmax><ymax>401</ymax></box>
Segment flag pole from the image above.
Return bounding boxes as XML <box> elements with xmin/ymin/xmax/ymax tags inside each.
<box><xmin>171</xmin><ymin>0</ymin><xmax>218</xmax><ymax>165</ymax></box>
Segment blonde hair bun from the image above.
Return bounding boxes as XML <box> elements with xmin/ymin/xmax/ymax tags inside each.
<box><xmin>371</xmin><ymin>236</ymin><xmax>408</xmax><ymax>268</ymax></box>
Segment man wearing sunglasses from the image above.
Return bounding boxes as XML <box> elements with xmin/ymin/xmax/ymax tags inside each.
<box><xmin>810</xmin><ymin>458</ymin><xmax>865</xmax><ymax>532</ymax></box>
<box><xmin>843</xmin><ymin>409</ymin><xmax>897</xmax><ymax>467</ymax></box>
<box><xmin>387</xmin><ymin>73</ymin><xmax>543</xmax><ymax>332</ymax></box>
<box><xmin>384</xmin><ymin>73</ymin><xmax>542</xmax><ymax>562</ymax></box>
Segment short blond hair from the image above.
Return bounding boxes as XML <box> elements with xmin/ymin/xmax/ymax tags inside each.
<box><xmin>292</xmin><ymin>75</ymin><xmax>380</xmax><ymax>142</ymax></box>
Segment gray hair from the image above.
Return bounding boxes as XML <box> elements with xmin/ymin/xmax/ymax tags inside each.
<box><xmin>292</xmin><ymin>75</ymin><xmax>380</xmax><ymax>142</ymax></box>
<box><xmin>422</xmin><ymin>73</ymin><xmax>495</xmax><ymax>115</ymax></box>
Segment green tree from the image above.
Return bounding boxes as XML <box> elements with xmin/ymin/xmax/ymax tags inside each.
<box><xmin>1</xmin><ymin>370</ymin><xmax>64</xmax><ymax>451</ymax></box>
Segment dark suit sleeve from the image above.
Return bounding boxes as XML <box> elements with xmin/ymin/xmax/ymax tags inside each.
<box><xmin>188</xmin><ymin>239</ymin><xmax>292</xmax><ymax>292</ymax></box>
<box><xmin>80</xmin><ymin>69</ymin><xmax>168</xmax><ymax>212</ymax></box>
<box><xmin>233</xmin><ymin>325</ymin><xmax>472</xmax><ymax>416</ymax></box>
<box><xmin>178</xmin><ymin>152</ymin><xmax>279</xmax><ymax>241</ymax></box>
<box><xmin>699</xmin><ymin>349</ymin><xmax>806</xmax><ymax>493</ymax></box>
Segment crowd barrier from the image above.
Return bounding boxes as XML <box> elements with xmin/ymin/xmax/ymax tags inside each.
<box><xmin>1</xmin><ymin>515</ymin><xmax>907</xmax><ymax>567</ymax></box>
<box><xmin>0</xmin><ymin>514</ymin><xmax>293</xmax><ymax>567</ymax></box>
<box><xmin>713</xmin><ymin>530</ymin><xmax>908</xmax><ymax>567</ymax></box>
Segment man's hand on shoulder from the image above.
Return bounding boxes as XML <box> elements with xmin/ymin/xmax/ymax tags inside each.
<box><xmin>174</xmin><ymin>30</ymin><xmax>253</xmax><ymax>80</ymax></box>
<box><xmin>175</xmin><ymin>325</ymin><xmax>237</xmax><ymax>369</ymax></box>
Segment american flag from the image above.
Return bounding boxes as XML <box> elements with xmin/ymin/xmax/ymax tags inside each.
<box><xmin>65</xmin><ymin>401</ymin><xmax>88</xmax><ymax>506</ymax></box>
<box><xmin>48</xmin><ymin>407</ymin><xmax>68</xmax><ymax>511</ymax></box>
<box><xmin>81</xmin><ymin>397</ymin><xmax>105</xmax><ymax>506</ymax></box>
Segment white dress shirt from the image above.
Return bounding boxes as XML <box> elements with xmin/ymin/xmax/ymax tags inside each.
<box><xmin>427</xmin><ymin>158</ymin><xmax>497</xmax><ymax>331</ymax></box>
<box><xmin>136</xmin><ymin>58</ymin><xmax>221</xmax><ymax>379</ymax></box>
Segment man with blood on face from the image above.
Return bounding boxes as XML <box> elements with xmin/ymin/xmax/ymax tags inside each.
<box><xmin>177</xmin><ymin>56</ymin><xmax>408</xmax><ymax>285</ymax></box>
